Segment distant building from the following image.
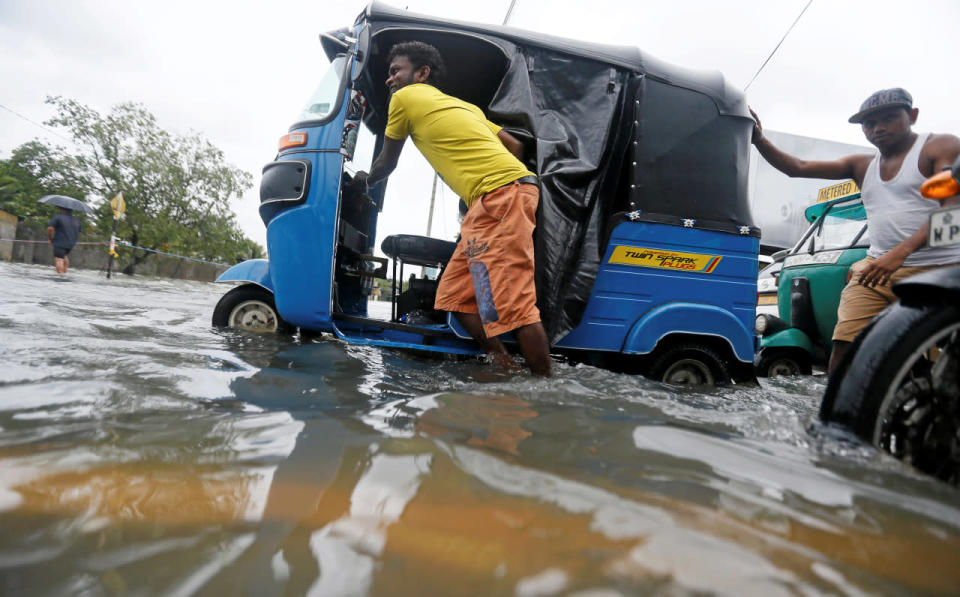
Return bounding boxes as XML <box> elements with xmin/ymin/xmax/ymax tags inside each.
<box><xmin>749</xmin><ymin>130</ymin><xmax>871</xmax><ymax>253</ymax></box>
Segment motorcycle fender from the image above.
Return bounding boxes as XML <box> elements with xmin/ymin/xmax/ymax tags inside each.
<box><xmin>215</xmin><ymin>259</ymin><xmax>273</xmax><ymax>293</ymax></box>
<box><xmin>758</xmin><ymin>327</ymin><xmax>815</xmax><ymax>355</ymax></box>
<box><xmin>893</xmin><ymin>264</ymin><xmax>960</xmax><ymax>304</ymax></box>
<box><xmin>622</xmin><ymin>302</ymin><xmax>754</xmax><ymax>362</ymax></box>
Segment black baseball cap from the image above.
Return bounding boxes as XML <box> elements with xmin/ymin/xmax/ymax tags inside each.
<box><xmin>848</xmin><ymin>88</ymin><xmax>913</xmax><ymax>124</ymax></box>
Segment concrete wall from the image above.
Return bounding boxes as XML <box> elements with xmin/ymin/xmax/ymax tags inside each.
<box><xmin>6</xmin><ymin>220</ymin><xmax>228</xmax><ymax>282</ymax></box>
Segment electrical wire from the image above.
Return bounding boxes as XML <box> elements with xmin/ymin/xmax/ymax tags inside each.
<box><xmin>743</xmin><ymin>0</ymin><xmax>813</xmax><ymax>92</ymax></box>
<box><xmin>0</xmin><ymin>102</ymin><xmax>75</xmax><ymax>144</ymax></box>
<box><xmin>502</xmin><ymin>0</ymin><xmax>519</xmax><ymax>26</ymax></box>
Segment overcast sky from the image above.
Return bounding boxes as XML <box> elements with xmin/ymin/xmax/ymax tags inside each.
<box><xmin>3</xmin><ymin>0</ymin><xmax>959</xmax><ymax>250</ymax></box>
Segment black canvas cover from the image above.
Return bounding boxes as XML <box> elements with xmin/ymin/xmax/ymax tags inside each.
<box><xmin>343</xmin><ymin>2</ymin><xmax>755</xmax><ymax>342</ymax></box>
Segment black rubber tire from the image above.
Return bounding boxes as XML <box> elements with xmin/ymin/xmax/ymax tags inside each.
<box><xmin>212</xmin><ymin>284</ymin><xmax>292</xmax><ymax>334</ymax></box>
<box><xmin>821</xmin><ymin>301</ymin><xmax>960</xmax><ymax>484</ymax></box>
<box><xmin>756</xmin><ymin>350</ymin><xmax>812</xmax><ymax>377</ymax></box>
<box><xmin>648</xmin><ymin>343</ymin><xmax>730</xmax><ymax>387</ymax></box>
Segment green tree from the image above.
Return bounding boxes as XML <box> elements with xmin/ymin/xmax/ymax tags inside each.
<box><xmin>0</xmin><ymin>141</ymin><xmax>86</xmax><ymax>220</ymax></box>
<box><xmin>9</xmin><ymin>96</ymin><xmax>259</xmax><ymax>274</ymax></box>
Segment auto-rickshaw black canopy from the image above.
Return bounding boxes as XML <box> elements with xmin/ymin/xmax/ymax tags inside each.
<box><xmin>325</xmin><ymin>2</ymin><xmax>756</xmax><ymax>341</ymax></box>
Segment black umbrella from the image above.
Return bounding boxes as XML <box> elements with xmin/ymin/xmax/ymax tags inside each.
<box><xmin>38</xmin><ymin>194</ymin><xmax>95</xmax><ymax>215</ymax></box>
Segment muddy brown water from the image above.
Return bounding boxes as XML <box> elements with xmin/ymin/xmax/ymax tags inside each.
<box><xmin>1</xmin><ymin>261</ymin><xmax>958</xmax><ymax>596</ymax></box>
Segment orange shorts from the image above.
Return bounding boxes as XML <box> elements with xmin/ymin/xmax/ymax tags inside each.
<box><xmin>434</xmin><ymin>181</ymin><xmax>541</xmax><ymax>337</ymax></box>
<box><xmin>833</xmin><ymin>257</ymin><xmax>947</xmax><ymax>342</ymax></box>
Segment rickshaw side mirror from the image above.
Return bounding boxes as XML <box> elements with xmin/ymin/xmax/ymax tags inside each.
<box><xmin>353</xmin><ymin>25</ymin><xmax>371</xmax><ymax>82</ymax></box>
<box><xmin>771</xmin><ymin>249</ymin><xmax>790</xmax><ymax>263</ymax></box>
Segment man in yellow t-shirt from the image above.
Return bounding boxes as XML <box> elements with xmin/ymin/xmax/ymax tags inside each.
<box><xmin>352</xmin><ymin>41</ymin><xmax>551</xmax><ymax>375</ymax></box>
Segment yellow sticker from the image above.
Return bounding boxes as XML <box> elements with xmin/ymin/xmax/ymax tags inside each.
<box><xmin>608</xmin><ymin>246</ymin><xmax>723</xmax><ymax>273</ymax></box>
<box><xmin>817</xmin><ymin>180</ymin><xmax>860</xmax><ymax>203</ymax></box>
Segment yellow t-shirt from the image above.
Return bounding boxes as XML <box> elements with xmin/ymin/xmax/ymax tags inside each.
<box><xmin>384</xmin><ymin>84</ymin><xmax>534</xmax><ymax>206</ymax></box>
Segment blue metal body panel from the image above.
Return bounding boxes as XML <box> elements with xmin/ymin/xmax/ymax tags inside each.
<box><xmin>264</xmin><ymin>83</ymin><xmax>352</xmax><ymax>333</ymax></box>
<box><xmin>216</xmin><ymin>259</ymin><xmax>273</xmax><ymax>292</ymax></box>
<box><xmin>554</xmin><ymin>220</ymin><xmax>758</xmax><ymax>362</ymax></box>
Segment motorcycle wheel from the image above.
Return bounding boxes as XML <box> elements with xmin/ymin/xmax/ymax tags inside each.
<box><xmin>823</xmin><ymin>302</ymin><xmax>960</xmax><ymax>484</ymax></box>
<box><xmin>212</xmin><ymin>284</ymin><xmax>292</xmax><ymax>334</ymax></box>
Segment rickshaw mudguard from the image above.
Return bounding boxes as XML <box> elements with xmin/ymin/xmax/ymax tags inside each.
<box><xmin>758</xmin><ymin>328</ymin><xmax>815</xmax><ymax>355</ymax></box>
<box><xmin>622</xmin><ymin>302</ymin><xmax>755</xmax><ymax>362</ymax></box>
<box><xmin>215</xmin><ymin>259</ymin><xmax>273</xmax><ymax>292</ymax></box>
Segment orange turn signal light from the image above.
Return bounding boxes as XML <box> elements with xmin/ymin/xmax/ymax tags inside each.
<box><xmin>278</xmin><ymin>132</ymin><xmax>308</xmax><ymax>151</ymax></box>
<box><xmin>921</xmin><ymin>169</ymin><xmax>960</xmax><ymax>200</ymax></box>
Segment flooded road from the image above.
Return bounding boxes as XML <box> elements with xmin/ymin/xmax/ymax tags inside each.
<box><xmin>1</xmin><ymin>261</ymin><xmax>958</xmax><ymax>596</ymax></box>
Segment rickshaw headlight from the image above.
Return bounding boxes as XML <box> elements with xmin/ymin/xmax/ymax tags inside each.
<box><xmin>755</xmin><ymin>314</ymin><xmax>768</xmax><ymax>335</ymax></box>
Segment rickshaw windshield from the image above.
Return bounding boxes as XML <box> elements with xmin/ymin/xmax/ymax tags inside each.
<box><xmin>809</xmin><ymin>200</ymin><xmax>869</xmax><ymax>252</ymax></box>
<box><xmin>293</xmin><ymin>55</ymin><xmax>348</xmax><ymax>125</ymax></box>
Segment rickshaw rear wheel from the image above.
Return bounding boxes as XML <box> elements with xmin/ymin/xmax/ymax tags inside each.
<box><xmin>649</xmin><ymin>343</ymin><xmax>729</xmax><ymax>387</ymax></box>
<box><xmin>212</xmin><ymin>284</ymin><xmax>292</xmax><ymax>334</ymax></box>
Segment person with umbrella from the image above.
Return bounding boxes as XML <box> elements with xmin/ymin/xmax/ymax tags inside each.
<box><xmin>40</xmin><ymin>195</ymin><xmax>90</xmax><ymax>274</ymax></box>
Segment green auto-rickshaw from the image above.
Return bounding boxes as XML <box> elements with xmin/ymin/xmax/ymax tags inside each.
<box><xmin>755</xmin><ymin>192</ymin><xmax>868</xmax><ymax>376</ymax></box>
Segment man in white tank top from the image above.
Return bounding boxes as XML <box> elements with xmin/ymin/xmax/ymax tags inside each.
<box><xmin>751</xmin><ymin>88</ymin><xmax>960</xmax><ymax>374</ymax></box>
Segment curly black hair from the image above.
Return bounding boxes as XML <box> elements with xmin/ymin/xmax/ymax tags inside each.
<box><xmin>387</xmin><ymin>41</ymin><xmax>446</xmax><ymax>87</ymax></box>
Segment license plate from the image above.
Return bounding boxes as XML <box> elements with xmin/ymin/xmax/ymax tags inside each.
<box><xmin>757</xmin><ymin>294</ymin><xmax>778</xmax><ymax>306</ymax></box>
<box><xmin>929</xmin><ymin>205</ymin><xmax>960</xmax><ymax>247</ymax></box>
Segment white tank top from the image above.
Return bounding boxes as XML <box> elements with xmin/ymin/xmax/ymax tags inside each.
<box><xmin>862</xmin><ymin>132</ymin><xmax>960</xmax><ymax>266</ymax></box>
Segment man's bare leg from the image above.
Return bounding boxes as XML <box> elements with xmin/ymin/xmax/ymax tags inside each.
<box><xmin>63</xmin><ymin>254</ymin><xmax>69</xmax><ymax>274</ymax></box>
<box><xmin>513</xmin><ymin>322</ymin><xmax>552</xmax><ymax>376</ymax></box>
<box><xmin>453</xmin><ymin>313</ymin><xmax>552</xmax><ymax>376</ymax></box>
<box><xmin>54</xmin><ymin>257</ymin><xmax>66</xmax><ymax>274</ymax></box>
<box><xmin>828</xmin><ymin>340</ymin><xmax>850</xmax><ymax>376</ymax></box>
<box><xmin>453</xmin><ymin>312</ymin><xmax>518</xmax><ymax>371</ymax></box>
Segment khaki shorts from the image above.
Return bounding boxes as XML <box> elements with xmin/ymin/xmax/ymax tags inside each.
<box><xmin>434</xmin><ymin>181</ymin><xmax>541</xmax><ymax>337</ymax></box>
<box><xmin>833</xmin><ymin>257</ymin><xmax>946</xmax><ymax>342</ymax></box>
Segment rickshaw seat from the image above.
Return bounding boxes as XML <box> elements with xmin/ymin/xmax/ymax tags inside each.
<box><xmin>381</xmin><ymin>234</ymin><xmax>457</xmax><ymax>267</ymax></box>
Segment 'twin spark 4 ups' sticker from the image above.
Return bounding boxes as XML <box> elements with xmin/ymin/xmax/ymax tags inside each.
<box><xmin>608</xmin><ymin>246</ymin><xmax>722</xmax><ymax>273</ymax></box>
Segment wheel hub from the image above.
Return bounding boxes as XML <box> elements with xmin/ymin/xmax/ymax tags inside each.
<box><xmin>228</xmin><ymin>300</ymin><xmax>279</xmax><ymax>333</ymax></box>
<box><xmin>880</xmin><ymin>378</ymin><xmax>960</xmax><ymax>485</ymax></box>
<box><xmin>662</xmin><ymin>358</ymin><xmax>714</xmax><ymax>386</ymax></box>
<box><xmin>767</xmin><ymin>358</ymin><xmax>800</xmax><ymax>377</ymax></box>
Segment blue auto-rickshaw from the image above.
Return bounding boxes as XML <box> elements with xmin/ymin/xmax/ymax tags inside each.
<box><xmin>213</xmin><ymin>2</ymin><xmax>761</xmax><ymax>385</ymax></box>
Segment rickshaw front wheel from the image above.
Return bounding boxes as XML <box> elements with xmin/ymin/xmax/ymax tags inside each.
<box><xmin>649</xmin><ymin>343</ymin><xmax>729</xmax><ymax>387</ymax></box>
<box><xmin>213</xmin><ymin>284</ymin><xmax>292</xmax><ymax>334</ymax></box>
<box><xmin>757</xmin><ymin>351</ymin><xmax>811</xmax><ymax>377</ymax></box>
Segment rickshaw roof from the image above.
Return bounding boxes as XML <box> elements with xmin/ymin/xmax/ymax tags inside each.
<box><xmin>359</xmin><ymin>1</ymin><xmax>646</xmax><ymax>70</ymax></box>
<box><xmin>325</xmin><ymin>2</ymin><xmax>746</xmax><ymax>116</ymax></box>
<box><xmin>804</xmin><ymin>194</ymin><xmax>865</xmax><ymax>223</ymax></box>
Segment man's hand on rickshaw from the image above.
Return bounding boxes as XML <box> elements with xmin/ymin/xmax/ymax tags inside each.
<box><xmin>749</xmin><ymin>108</ymin><xmax>763</xmax><ymax>144</ymax></box>
<box><xmin>349</xmin><ymin>171</ymin><xmax>370</xmax><ymax>194</ymax></box>
<box><xmin>858</xmin><ymin>248</ymin><xmax>907</xmax><ymax>287</ymax></box>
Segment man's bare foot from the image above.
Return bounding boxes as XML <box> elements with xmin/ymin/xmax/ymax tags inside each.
<box><xmin>491</xmin><ymin>352</ymin><xmax>521</xmax><ymax>372</ymax></box>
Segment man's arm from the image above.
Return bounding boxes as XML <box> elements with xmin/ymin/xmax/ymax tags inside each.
<box><xmin>751</xmin><ymin>108</ymin><xmax>870</xmax><ymax>184</ymax></box>
<box><xmin>46</xmin><ymin>225</ymin><xmax>55</xmax><ymax>243</ymax></box>
<box><xmin>858</xmin><ymin>133</ymin><xmax>960</xmax><ymax>287</ymax></box>
<box><xmin>497</xmin><ymin>129</ymin><xmax>524</xmax><ymax>161</ymax></box>
<box><xmin>352</xmin><ymin>136</ymin><xmax>406</xmax><ymax>190</ymax></box>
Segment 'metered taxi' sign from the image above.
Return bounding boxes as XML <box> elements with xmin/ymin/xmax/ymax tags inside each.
<box><xmin>608</xmin><ymin>246</ymin><xmax>722</xmax><ymax>273</ymax></box>
<box><xmin>817</xmin><ymin>180</ymin><xmax>860</xmax><ymax>203</ymax></box>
